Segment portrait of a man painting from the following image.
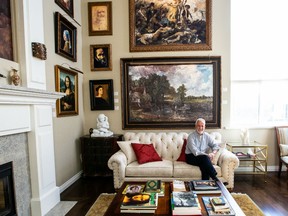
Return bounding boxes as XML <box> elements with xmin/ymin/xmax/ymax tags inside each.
<box><xmin>129</xmin><ymin>0</ymin><xmax>211</xmax><ymax>52</ymax></box>
<box><xmin>121</xmin><ymin>56</ymin><xmax>221</xmax><ymax>129</ymax></box>
<box><xmin>89</xmin><ymin>79</ymin><xmax>114</xmax><ymax>110</ymax></box>
<box><xmin>0</xmin><ymin>0</ymin><xmax>13</xmax><ymax>61</ymax></box>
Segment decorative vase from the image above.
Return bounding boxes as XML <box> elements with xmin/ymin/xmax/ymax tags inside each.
<box><xmin>240</xmin><ymin>128</ymin><xmax>249</xmax><ymax>144</ymax></box>
<box><xmin>11</xmin><ymin>69</ymin><xmax>20</xmax><ymax>86</ymax></box>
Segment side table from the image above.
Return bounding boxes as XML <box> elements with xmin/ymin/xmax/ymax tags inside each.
<box><xmin>80</xmin><ymin>134</ymin><xmax>123</xmax><ymax>177</ymax></box>
<box><xmin>226</xmin><ymin>142</ymin><xmax>268</xmax><ymax>176</ymax></box>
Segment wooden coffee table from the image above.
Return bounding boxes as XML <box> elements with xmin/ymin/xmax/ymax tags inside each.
<box><xmin>104</xmin><ymin>181</ymin><xmax>245</xmax><ymax>216</ymax></box>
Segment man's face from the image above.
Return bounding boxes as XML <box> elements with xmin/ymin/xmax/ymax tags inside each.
<box><xmin>96</xmin><ymin>8</ymin><xmax>106</xmax><ymax>18</ymax></box>
<box><xmin>96</xmin><ymin>48</ymin><xmax>105</xmax><ymax>60</ymax></box>
<box><xmin>195</xmin><ymin>121</ymin><xmax>205</xmax><ymax>134</ymax></box>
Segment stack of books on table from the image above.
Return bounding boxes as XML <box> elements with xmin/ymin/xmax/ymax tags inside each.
<box><xmin>120</xmin><ymin>192</ymin><xmax>158</xmax><ymax>213</ymax></box>
<box><xmin>202</xmin><ymin>196</ymin><xmax>235</xmax><ymax>216</ymax></box>
<box><xmin>172</xmin><ymin>180</ymin><xmax>190</xmax><ymax>192</ymax></box>
<box><xmin>144</xmin><ymin>180</ymin><xmax>165</xmax><ymax>197</ymax></box>
<box><xmin>171</xmin><ymin>191</ymin><xmax>201</xmax><ymax>216</ymax></box>
<box><xmin>189</xmin><ymin>180</ymin><xmax>222</xmax><ymax>194</ymax></box>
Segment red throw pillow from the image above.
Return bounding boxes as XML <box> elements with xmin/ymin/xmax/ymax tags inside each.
<box><xmin>177</xmin><ymin>139</ymin><xmax>187</xmax><ymax>162</ymax></box>
<box><xmin>131</xmin><ymin>143</ymin><xmax>162</xmax><ymax>164</ymax></box>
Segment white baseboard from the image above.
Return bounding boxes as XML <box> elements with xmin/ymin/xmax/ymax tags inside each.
<box><xmin>59</xmin><ymin>171</ymin><xmax>83</xmax><ymax>193</ymax></box>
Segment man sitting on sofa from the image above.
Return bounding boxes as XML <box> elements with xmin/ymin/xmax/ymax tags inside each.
<box><xmin>185</xmin><ymin>118</ymin><xmax>220</xmax><ymax>181</ymax></box>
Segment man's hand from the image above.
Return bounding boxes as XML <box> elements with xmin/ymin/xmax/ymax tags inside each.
<box><xmin>208</xmin><ymin>152</ymin><xmax>215</xmax><ymax>161</ymax></box>
<box><xmin>208</xmin><ymin>151</ymin><xmax>217</xmax><ymax>161</ymax></box>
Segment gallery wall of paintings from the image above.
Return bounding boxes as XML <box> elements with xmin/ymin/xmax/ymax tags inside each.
<box><xmin>85</xmin><ymin>0</ymin><xmax>220</xmax><ymax>129</ymax></box>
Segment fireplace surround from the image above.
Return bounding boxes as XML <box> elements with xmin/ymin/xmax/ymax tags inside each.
<box><xmin>0</xmin><ymin>85</ymin><xmax>64</xmax><ymax>215</ymax></box>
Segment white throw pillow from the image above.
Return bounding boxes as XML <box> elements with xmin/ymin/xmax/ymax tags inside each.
<box><xmin>212</xmin><ymin>142</ymin><xmax>226</xmax><ymax>165</ymax></box>
<box><xmin>117</xmin><ymin>141</ymin><xmax>137</xmax><ymax>164</ymax></box>
<box><xmin>279</xmin><ymin>144</ymin><xmax>288</xmax><ymax>157</ymax></box>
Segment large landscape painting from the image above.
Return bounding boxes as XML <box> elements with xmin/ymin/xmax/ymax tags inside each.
<box><xmin>121</xmin><ymin>56</ymin><xmax>221</xmax><ymax>129</ymax></box>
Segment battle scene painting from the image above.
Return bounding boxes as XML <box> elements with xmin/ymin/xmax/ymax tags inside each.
<box><xmin>121</xmin><ymin>56</ymin><xmax>221</xmax><ymax>129</ymax></box>
<box><xmin>129</xmin><ymin>0</ymin><xmax>211</xmax><ymax>52</ymax></box>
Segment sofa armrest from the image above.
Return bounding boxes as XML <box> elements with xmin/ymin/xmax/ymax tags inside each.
<box><xmin>107</xmin><ymin>150</ymin><xmax>128</xmax><ymax>189</ymax></box>
<box><xmin>218</xmin><ymin>149</ymin><xmax>239</xmax><ymax>189</ymax></box>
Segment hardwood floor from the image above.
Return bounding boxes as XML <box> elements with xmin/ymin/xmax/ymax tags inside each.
<box><xmin>61</xmin><ymin>172</ymin><xmax>288</xmax><ymax>216</ymax></box>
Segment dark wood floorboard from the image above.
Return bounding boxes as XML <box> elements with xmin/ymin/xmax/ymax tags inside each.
<box><xmin>61</xmin><ymin>172</ymin><xmax>288</xmax><ymax>216</ymax></box>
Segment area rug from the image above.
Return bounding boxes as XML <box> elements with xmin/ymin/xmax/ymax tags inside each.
<box><xmin>85</xmin><ymin>193</ymin><xmax>265</xmax><ymax>216</ymax></box>
<box><xmin>231</xmin><ymin>193</ymin><xmax>265</xmax><ymax>216</ymax></box>
<box><xmin>85</xmin><ymin>193</ymin><xmax>116</xmax><ymax>216</ymax></box>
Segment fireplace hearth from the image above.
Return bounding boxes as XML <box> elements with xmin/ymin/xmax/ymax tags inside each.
<box><xmin>0</xmin><ymin>162</ymin><xmax>16</xmax><ymax>216</ymax></box>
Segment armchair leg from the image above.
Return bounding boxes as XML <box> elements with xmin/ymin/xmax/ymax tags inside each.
<box><xmin>278</xmin><ymin>161</ymin><xmax>282</xmax><ymax>177</ymax></box>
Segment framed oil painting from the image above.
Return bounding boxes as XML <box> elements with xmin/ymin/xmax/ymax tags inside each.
<box><xmin>54</xmin><ymin>12</ymin><xmax>77</xmax><ymax>62</ymax></box>
<box><xmin>0</xmin><ymin>0</ymin><xmax>13</xmax><ymax>61</ymax></box>
<box><xmin>120</xmin><ymin>56</ymin><xmax>221</xmax><ymax>129</ymax></box>
<box><xmin>88</xmin><ymin>2</ymin><xmax>112</xmax><ymax>36</ymax></box>
<box><xmin>90</xmin><ymin>44</ymin><xmax>112</xmax><ymax>71</ymax></box>
<box><xmin>55</xmin><ymin>0</ymin><xmax>74</xmax><ymax>18</ymax></box>
<box><xmin>89</xmin><ymin>79</ymin><xmax>114</xmax><ymax>110</ymax></box>
<box><xmin>55</xmin><ymin>65</ymin><xmax>78</xmax><ymax>117</ymax></box>
<box><xmin>129</xmin><ymin>0</ymin><xmax>212</xmax><ymax>52</ymax></box>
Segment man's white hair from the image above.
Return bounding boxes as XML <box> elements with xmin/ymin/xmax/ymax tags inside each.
<box><xmin>195</xmin><ymin>118</ymin><xmax>206</xmax><ymax>125</ymax></box>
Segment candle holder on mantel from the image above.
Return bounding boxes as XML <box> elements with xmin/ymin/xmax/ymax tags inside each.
<box><xmin>10</xmin><ymin>68</ymin><xmax>20</xmax><ymax>86</ymax></box>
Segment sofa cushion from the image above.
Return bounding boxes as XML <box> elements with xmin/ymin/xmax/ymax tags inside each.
<box><xmin>177</xmin><ymin>139</ymin><xmax>187</xmax><ymax>162</ymax></box>
<box><xmin>173</xmin><ymin>161</ymin><xmax>222</xmax><ymax>178</ymax></box>
<box><xmin>117</xmin><ymin>141</ymin><xmax>137</xmax><ymax>164</ymax></box>
<box><xmin>131</xmin><ymin>143</ymin><xmax>162</xmax><ymax>164</ymax></box>
<box><xmin>126</xmin><ymin>160</ymin><xmax>173</xmax><ymax>177</ymax></box>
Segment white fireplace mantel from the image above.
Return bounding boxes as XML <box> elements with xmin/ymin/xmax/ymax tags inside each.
<box><xmin>0</xmin><ymin>85</ymin><xmax>64</xmax><ymax>105</ymax></box>
<box><xmin>0</xmin><ymin>85</ymin><xmax>65</xmax><ymax>215</ymax></box>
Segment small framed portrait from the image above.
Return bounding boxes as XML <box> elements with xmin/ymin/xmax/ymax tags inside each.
<box><xmin>55</xmin><ymin>65</ymin><xmax>78</xmax><ymax>117</ymax></box>
<box><xmin>88</xmin><ymin>2</ymin><xmax>112</xmax><ymax>36</ymax></box>
<box><xmin>89</xmin><ymin>79</ymin><xmax>114</xmax><ymax>110</ymax></box>
<box><xmin>55</xmin><ymin>0</ymin><xmax>74</xmax><ymax>18</ymax></box>
<box><xmin>90</xmin><ymin>44</ymin><xmax>112</xmax><ymax>71</ymax></box>
<box><xmin>54</xmin><ymin>12</ymin><xmax>77</xmax><ymax>62</ymax></box>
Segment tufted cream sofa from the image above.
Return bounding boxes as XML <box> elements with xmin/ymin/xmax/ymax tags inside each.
<box><xmin>108</xmin><ymin>132</ymin><xmax>239</xmax><ymax>190</ymax></box>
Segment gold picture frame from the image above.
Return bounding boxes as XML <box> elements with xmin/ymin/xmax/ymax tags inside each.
<box><xmin>89</xmin><ymin>79</ymin><xmax>114</xmax><ymax>110</ymax></box>
<box><xmin>54</xmin><ymin>12</ymin><xmax>77</xmax><ymax>62</ymax></box>
<box><xmin>120</xmin><ymin>56</ymin><xmax>221</xmax><ymax>129</ymax></box>
<box><xmin>90</xmin><ymin>44</ymin><xmax>112</xmax><ymax>71</ymax></box>
<box><xmin>55</xmin><ymin>65</ymin><xmax>78</xmax><ymax>117</ymax></box>
<box><xmin>55</xmin><ymin>0</ymin><xmax>74</xmax><ymax>18</ymax></box>
<box><xmin>129</xmin><ymin>0</ymin><xmax>212</xmax><ymax>52</ymax></box>
<box><xmin>88</xmin><ymin>2</ymin><xmax>112</xmax><ymax>36</ymax></box>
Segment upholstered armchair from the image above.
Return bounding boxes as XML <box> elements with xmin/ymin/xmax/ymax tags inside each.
<box><xmin>275</xmin><ymin>126</ymin><xmax>288</xmax><ymax>177</ymax></box>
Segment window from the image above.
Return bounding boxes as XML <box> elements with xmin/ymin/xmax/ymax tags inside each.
<box><xmin>231</xmin><ymin>0</ymin><xmax>288</xmax><ymax>127</ymax></box>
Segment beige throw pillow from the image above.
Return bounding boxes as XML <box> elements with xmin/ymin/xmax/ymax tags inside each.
<box><xmin>279</xmin><ymin>144</ymin><xmax>288</xmax><ymax>157</ymax></box>
<box><xmin>117</xmin><ymin>141</ymin><xmax>137</xmax><ymax>164</ymax></box>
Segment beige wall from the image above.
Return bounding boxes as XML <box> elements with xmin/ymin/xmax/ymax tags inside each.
<box><xmin>41</xmin><ymin>0</ymin><xmax>278</xmax><ymax>186</ymax></box>
<box><xmin>43</xmin><ymin>0</ymin><xmax>84</xmax><ymax>186</ymax></box>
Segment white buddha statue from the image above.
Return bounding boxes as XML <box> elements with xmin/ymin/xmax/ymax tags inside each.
<box><xmin>91</xmin><ymin>114</ymin><xmax>113</xmax><ymax>137</ymax></box>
